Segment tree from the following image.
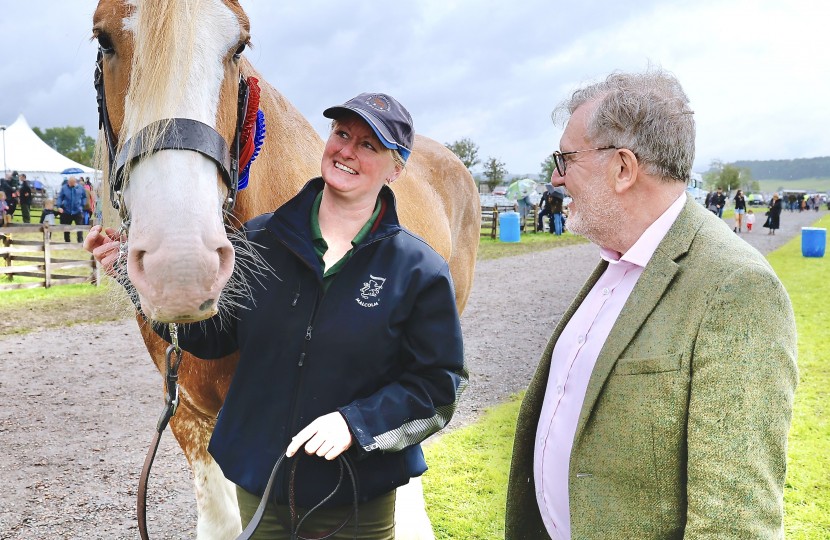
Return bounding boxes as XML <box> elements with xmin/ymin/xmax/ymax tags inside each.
<box><xmin>481</xmin><ymin>157</ymin><xmax>507</xmax><ymax>189</ymax></box>
<box><xmin>540</xmin><ymin>153</ymin><xmax>557</xmax><ymax>184</ymax></box>
<box><xmin>444</xmin><ymin>138</ymin><xmax>481</xmax><ymax>171</ymax></box>
<box><xmin>32</xmin><ymin>125</ymin><xmax>95</xmax><ymax>167</ymax></box>
<box><xmin>703</xmin><ymin>159</ymin><xmax>753</xmax><ymax>192</ymax></box>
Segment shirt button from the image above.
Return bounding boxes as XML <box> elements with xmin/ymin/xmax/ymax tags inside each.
<box><xmin>537</xmin><ymin>491</ymin><xmax>543</xmax><ymax>498</ymax></box>
<box><xmin>539</xmin><ymin>436</ymin><xmax>544</xmax><ymax>445</ymax></box>
<box><xmin>577</xmin><ymin>335</ymin><xmax>584</xmax><ymax>344</ymax></box>
<box><xmin>556</xmin><ymin>385</ymin><xmax>563</xmax><ymax>395</ymax></box>
<box><xmin>602</xmin><ymin>287</ymin><xmax>610</xmax><ymax>295</ymax></box>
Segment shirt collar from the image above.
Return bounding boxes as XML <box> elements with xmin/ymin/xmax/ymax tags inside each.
<box><xmin>600</xmin><ymin>192</ymin><xmax>688</xmax><ymax>268</ymax></box>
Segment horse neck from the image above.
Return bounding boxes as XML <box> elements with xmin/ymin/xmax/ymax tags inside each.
<box><xmin>232</xmin><ymin>62</ymin><xmax>324</xmax><ymax>224</ymax></box>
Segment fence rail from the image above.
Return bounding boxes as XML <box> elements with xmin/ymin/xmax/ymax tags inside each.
<box><xmin>0</xmin><ymin>224</ymin><xmax>99</xmax><ymax>291</ymax></box>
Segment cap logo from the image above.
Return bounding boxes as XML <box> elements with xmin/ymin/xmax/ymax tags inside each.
<box><xmin>365</xmin><ymin>95</ymin><xmax>390</xmax><ymax>112</ymax></box>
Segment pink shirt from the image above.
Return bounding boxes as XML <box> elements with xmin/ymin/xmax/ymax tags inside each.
<box><xmin>534</xmin><ymin>192</ymin><xmax>687</xmax><ymax>540</ymax></box>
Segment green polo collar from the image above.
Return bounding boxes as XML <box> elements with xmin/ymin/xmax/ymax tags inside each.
<box><xmin>310</xmin><ymin>190</ymin><xmax>383</xmax><ymax>288</ymax></box>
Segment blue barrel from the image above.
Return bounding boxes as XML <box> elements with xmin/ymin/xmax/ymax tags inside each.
<box><xmin>499</xmin><ymin>212</ymin><xmax>521</xmax><ymax>243</ymax></box>
<box><xmin>802</xmin><ymin>227</ymin><xmax>827</xmax><ymax>257</ymax></box>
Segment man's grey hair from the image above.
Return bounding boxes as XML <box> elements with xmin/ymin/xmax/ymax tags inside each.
<box><xmin>553</xmin><ymin>68</ymin><xmax>695</xmax><ymax>183</ymax></box>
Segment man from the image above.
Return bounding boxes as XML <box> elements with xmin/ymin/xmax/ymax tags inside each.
<box><xmin>56</xmin><ymin>176</ymin><xmax>87</xmax><ymax>242</ymax></box>
<box><xmin>506</xmin><ymin>69</ymin><xmax>797</xmax><ymax>540</ymax></box>
<box><xmin>1</xmin><ymin>172</ymin><xmax>19</xmax><ymax>218</ymax></box>
<box><xmin>19</xmin><ymin>174</ymin><xmax>33</xmax><ymax>223</ymax></box>
<box><xmin>711</xmin><ymin>186</ymin><xmax>726</xmax><ymax>218</ymax></box>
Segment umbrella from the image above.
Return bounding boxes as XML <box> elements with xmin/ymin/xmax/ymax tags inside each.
<box><xmin>548</xmin><ymin>185</ymin><xmax>566</xmax><ymax>200</ymax></box>
<box><xmin>505</xmin><ymin>178</ymin><xmax>536</xmax><ymax>201</ymax></box>
<box><xmin>33</xmin><ymin>180</ymin><xmax>43</xmax><ymax>189</ymax></box>
<box><xmin>60</xmin><ymin>167</ymin><xmax>85</xmax><ymax>175</ymax></box>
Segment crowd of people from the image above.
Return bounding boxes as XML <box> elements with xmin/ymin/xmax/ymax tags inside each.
<box><xmin>703</xmin><ymin>187</ymin><xmax>825</xmax><ymax>236</ymax></box>
<box><xmin>0</xmin><ymin>173</ymin><xmax>97</xmax><ymax>242</ymax></box>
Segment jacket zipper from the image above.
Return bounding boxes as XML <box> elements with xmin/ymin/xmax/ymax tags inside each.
<box><xmin>266</xmin><ymin>227</ymin><xmax>401</xmax><ymax>442</ymax></box>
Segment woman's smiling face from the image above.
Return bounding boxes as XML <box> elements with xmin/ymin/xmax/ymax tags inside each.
<box><xmin>321</xmin><ymin>112</ymin><xmax>400</xmax><ymax>198</ymax></box>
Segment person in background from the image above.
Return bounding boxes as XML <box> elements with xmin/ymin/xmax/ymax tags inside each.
<box><xmin>56</xmin><ymin>175</ymin><xmax>87</xmax><ymax>242</ymax></box>
<box><xmin>733</xmin><ymin>188</ymin><xmax>746</xmax><ymax>233</ymax></box>
<box><xmin>82</xmin><ymin>180</ymin><xmax>96</xmax><ymax>225</ymax></box>
<box><xmin>19</xmin><ymin>174</ymin><xmax>33</xmax><ymax>223</ymax></box>
<box><xmin>39</xmin><ymin>199</ymin><xmax>62</xmax><ymax>225</ymax></box>
<box><xmin>746</xmin><ymin>209</ymin><xmax>755</xmax><ymax>232</ymax></box>
<box><xmin>538</xmin><ymin>188</ymin><xmax>554</xmax><ymax>232</ymax></box>
<box><xmin>787</xmin><ymin>193</ymin><xmax>796</xmax><ymax>211</ymax></box>
<box><xmin>549</xmin><ymin>190</ymin><xmax>564</xmax><ymax>235</ymax></box>
<box><xmin>764</xmin><ymin>193</ymin><xmax>782</xmax><ymax>235</ymax></box>
<box><xmin>711</xmin><ymin>186</ymin><xmax>726</xmax><ymax>218</ymax></box>
<box><xmin>0</xmin><ymin>192</ymin><xmax>9</xmax><ymax>226</ymax></box>
<box><xmin>1</xmin><ymin>172</ymin><xmax>20</xmax><ymax>218</ymax></box>
<box><xmin>813</xmin><ymin>194</ymin><xmax>821</xmax><ymax>212</ymax></box>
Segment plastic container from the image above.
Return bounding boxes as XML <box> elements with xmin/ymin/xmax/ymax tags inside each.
<box><xmin>499</xmin><ymin>212</ymin><xmax>521</xmax><ymax>243</ymax></box>
<box><xmin>801</xmin><ymin>227</ymin><xmax>827</xmax><ymax>258</ymax></box>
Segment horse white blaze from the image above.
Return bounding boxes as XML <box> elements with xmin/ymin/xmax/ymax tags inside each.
<box><xmin>122</xmin><ymin>0</ymin><xmax>239</xmax><ymax>322</ymax></box>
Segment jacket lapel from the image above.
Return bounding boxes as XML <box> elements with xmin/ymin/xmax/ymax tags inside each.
<box><xmin>571</xmin><ymin>195</ymin><xmax>705</xmax><ymax>447</ymax></box>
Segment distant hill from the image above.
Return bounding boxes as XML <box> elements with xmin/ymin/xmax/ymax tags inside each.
<box><xmin>732</xmin><ymin>156</ymin><xmax>830</xmax><ymax>180</ymax></box>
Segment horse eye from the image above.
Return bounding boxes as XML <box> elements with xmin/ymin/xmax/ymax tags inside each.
<box><xmin>97</xmin><ymin>34</ymin><xmax>114</xmax><ymax>54</ymax></box>
<box><xmin>233</xmin><ymin>43</ymin><xmax>246</xmax><ymax>59</ymax></box>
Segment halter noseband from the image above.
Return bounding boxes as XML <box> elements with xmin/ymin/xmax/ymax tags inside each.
<box><xmin>95</xmin><ymin>49</ymin><xmax>252</xmax><ymax>218</ymax></box>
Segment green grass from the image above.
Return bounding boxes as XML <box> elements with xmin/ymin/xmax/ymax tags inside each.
<box><xmin>0</xmin><ymin>281</ymin><xmax>108</xmax><ymax>306</ymax></box>
<box><xmin>424</xmin><ymin>216</ymin><xmax>830</xmax><ymax>539</ymax></box>
<box><xmin>477</xmin><ymin>231</ymin><xmax>587</xmax><ymax>261</ymax></box>
<box><xmin>772</xmin><ymin>214</ymin><xmax>830</xmax><ymax>539</ymax></box>
<box><xmin>423</xmin><ymin>395</ymin><xmax>523</xmax><ymax>540</ymax></box>
<box><xmin>758</xmin><ymin>178</ymin><xmax>830</xmax><ymax>193</ymax></box>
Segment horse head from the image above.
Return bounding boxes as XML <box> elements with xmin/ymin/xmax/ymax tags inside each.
<box><xmin>93</xmin><ymin>0</ymin><xmax>252</xmax><ymax>323</ymax></box>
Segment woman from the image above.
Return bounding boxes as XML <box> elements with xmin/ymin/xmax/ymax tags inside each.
<box><xmin>86</xmin><ymin>93</ymin><xmax>466</xmax><ymax>539</ymax></box>
<box><xmin>764</xmin><ymin>193</ymin><xmax>782</xmax><ymax>235</ymax></box>
<box><xmin>733</xmin><ymin>189</ymin><xmax>746</xmax><ymax>233</ymax></box>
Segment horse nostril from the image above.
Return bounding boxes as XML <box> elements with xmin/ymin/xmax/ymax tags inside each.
<box><xmin>135</xmin><ymin>250</ymin><xmax>146</xmax><ymax>273</ymax></box>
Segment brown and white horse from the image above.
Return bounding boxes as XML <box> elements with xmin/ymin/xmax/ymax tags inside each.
<box><xmin>92</xmin><ymin>1</ymin><xmax>479</xmax><ymax>538</ymax></box>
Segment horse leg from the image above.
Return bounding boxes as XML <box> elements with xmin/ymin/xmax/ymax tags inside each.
<box><xmin>394</xmin><ymin>477</ymin><xmax>435</xmax><ymax>540</ymax></box>
<box><xmin>169</xmin><ymin>397</ymin><xmax>242</xmax><ymax>540</ymax></box>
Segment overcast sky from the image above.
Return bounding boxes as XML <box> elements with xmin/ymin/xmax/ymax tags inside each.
<box><xmin>1</xmin><ymin>0</ymin><xmax>828</xmax><ymax>175</ymax></box>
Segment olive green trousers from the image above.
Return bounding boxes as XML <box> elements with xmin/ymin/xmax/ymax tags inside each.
<box><xmin>236</xmin><ymin>486</ymin><xmax>395</xmax><ymax>540</ymax></box>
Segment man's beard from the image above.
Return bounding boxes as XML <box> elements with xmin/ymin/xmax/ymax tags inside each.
<box><xmin>566</xmin><ymin>170</ymin><xmax>626</xmax><ymax>248</ymax></box>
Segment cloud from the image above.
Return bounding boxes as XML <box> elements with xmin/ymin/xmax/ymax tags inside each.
<box><xmin>1</xmin><ymin>0</ymin><xmax>827</xmax><ymax>176</ymax></box>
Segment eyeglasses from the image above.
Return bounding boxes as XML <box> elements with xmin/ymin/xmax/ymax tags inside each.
<box><xmin>552</xmin><ymin>146</ymin><xmax>617</xmax><ymax>177</ymax></box>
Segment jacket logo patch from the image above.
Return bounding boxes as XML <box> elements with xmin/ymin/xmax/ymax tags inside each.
<box><xmin>357</xmin><ymin>275</ymin><xmax>386</xmax><ymax>307</ymax></box>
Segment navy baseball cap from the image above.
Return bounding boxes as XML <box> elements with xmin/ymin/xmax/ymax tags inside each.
<box><xmin>323</xmin><ymin>93</ymin><xmax>414</xmax><ymax>161</ymax></box>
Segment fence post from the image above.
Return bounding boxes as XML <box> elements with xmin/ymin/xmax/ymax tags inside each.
<box><xmin>43</xmin><ymin>224</ymin><xmax>51</xmax><ymax>289</ymax></box>
<box><xmin>3</xmin><ymin>234</ymin><xmax>11</xmax><ymax>282</ymax></box>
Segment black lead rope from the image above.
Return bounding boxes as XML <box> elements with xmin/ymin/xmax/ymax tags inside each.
<box><xmin>138</xmin><ymin>325</ymin><xmax>359</xmax><ymax>540</ymax></box>
<box><xmin>237</xmin><ymin>452</ymin><xmax>359</xmax><ymax>540</ymax></box>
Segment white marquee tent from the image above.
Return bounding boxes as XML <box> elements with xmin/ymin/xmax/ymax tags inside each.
<box><xmin>0</xmin><ymin>114</ymin><xmax>98</xmax><ymax>196</ymax></box>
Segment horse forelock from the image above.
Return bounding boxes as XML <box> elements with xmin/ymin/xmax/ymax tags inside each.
<box><xmin>119</xmin><ymin>0</ymin><xmax>247</xmax><ymax>172</ymax></box>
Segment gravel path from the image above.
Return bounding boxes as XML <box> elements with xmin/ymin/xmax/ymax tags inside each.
<box><xmin>722</xmin><ymin>209</ymin><xmax>827</xmax><ymax>255</ymax></box>
<box><xmin>1</xmin><ymin>209</ymin><xmax>825</xmax><ymax>539</ymax></box>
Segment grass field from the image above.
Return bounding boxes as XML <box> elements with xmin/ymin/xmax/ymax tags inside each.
<box><xmin>477</xmin><ymin>231</ymin><xmax>587</xmax><ymax>261</ymax></box>
<box><xmin>424</xmin><ymin>215</ymin><xmax>830</xmax><ymax>539</ymax></box>
<box><xmin>758</xmin><ymin>178</ymin><xmax>830</xmax><ymax>193</ymax></box>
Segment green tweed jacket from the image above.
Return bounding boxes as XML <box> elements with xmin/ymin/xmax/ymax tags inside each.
<box><xmin>506</xmin><ymin>195</ymin><xmax>798</xmax><ymax>540</ymax></box>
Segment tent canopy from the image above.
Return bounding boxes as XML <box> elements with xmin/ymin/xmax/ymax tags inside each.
<box><xmin>0</xmin><ymin>114</ymin><xmax>98</xmax><ymax>195</ymax></box>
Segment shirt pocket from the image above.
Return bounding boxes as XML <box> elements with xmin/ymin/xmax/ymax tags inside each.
<box><xmin>612</xmin><ymin>353</ymin><xmax>682</xmax><ymax>376</ymax></box>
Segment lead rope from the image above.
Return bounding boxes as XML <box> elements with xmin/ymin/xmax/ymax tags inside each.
<box><xmin>137</xmin><ymin>323</ymin><xmax>182</xmax><ymax>540</ymax></box>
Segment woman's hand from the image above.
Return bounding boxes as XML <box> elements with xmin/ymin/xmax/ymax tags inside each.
<box><xmin>83</xmin><ymin>224</ymin><xmax>123</xmax><ymax>278</ymax></box>
<box><xmin>286</xmin><ymin>412</ymin><xmax>353</xmax><ymax>461</ymax></box>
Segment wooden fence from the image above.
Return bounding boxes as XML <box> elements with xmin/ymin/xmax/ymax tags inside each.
<box><xmin>481</xmin><ymin>203</ymin><xmax>540</xmax><ymax>238</ymax></box>
<box><xmin>0</xmin><ymin>224</ymin><xmax>100</xmax><ymax>291</ymax></box>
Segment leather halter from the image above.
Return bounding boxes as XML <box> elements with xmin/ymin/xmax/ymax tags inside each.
<box><xmin>95</xmin><ymin>48</ymin><xmax>248</xmax><ymax>217</ymax></box>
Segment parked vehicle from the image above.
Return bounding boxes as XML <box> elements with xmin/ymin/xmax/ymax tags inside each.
<box><xmin>492</xmin><ymin>186</ymin><xmax>508</xmax><ymax>196</ymax></box>
<box><xmin>748</xmin><ymin>193</ymin><xmax>766</xmax><ymax>206</ymax></box>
